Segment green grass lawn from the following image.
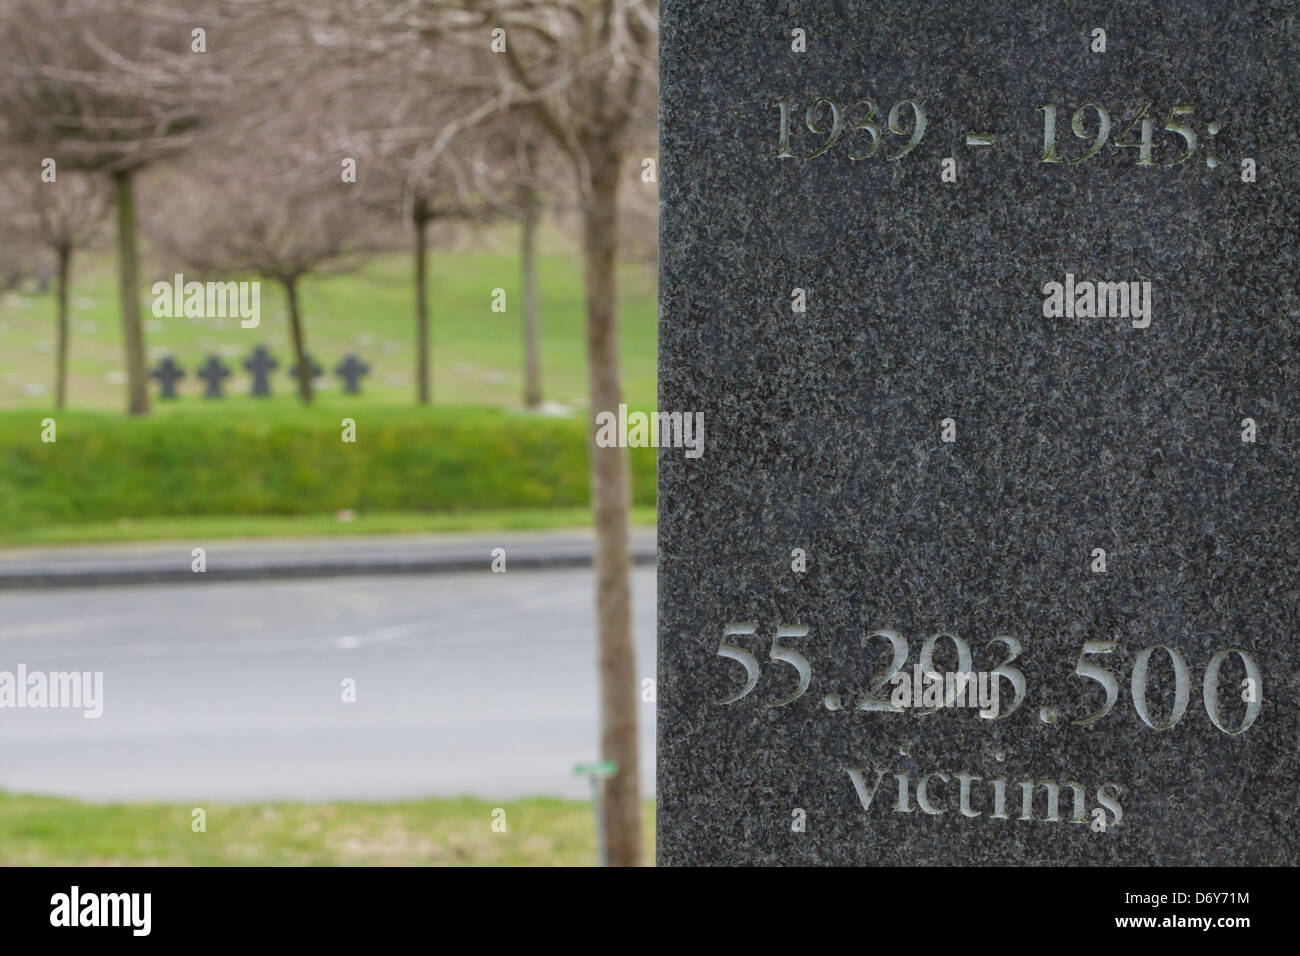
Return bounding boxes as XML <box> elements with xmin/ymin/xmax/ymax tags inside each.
<box><xmin>0</xmin><ymin>792</ymin><xmax>657</xmax><ymax>866</ymax></box>
<box><xmin>0</xmin><ymin>229</ymin><xmax>657</xmax><ymax>413</ymax></box>
<box><xmin>0</xmin><ymin>233</ymin><xmax>659</xmax><ymax>542</ymax></box>
<box><xmin>0</xmin><ymin>405</ymin><xmax>656</xmax><ymax>538</ymax></box>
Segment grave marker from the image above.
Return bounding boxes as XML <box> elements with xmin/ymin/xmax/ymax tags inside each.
<box><xmin>334</xmin><ymin>353</ymin><xmax>371</xmax><ymax>394</ymax></box>
<box><xmin>196</xmin><ymin>355</ymin><xmax>231</xmax><ymax>399</ymax></box>
<box><xmin>150</xmin><ymin>357</ymin><xmax>185</xmax><ymax>399</ymax></box>
<box><xmin>244</xmin><ymin>346</ymin><xmax>278</xmax><ymax>397</ymax></box>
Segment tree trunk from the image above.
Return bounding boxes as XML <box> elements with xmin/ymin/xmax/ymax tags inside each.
<box><xmin>54</xmin><ymin>243</ymin><xmax>71</xmax><ymax>411</ymax></box>
<box><xmin>414</xmin><ymin>209</ymin><xmax>431</xmax><ymax>406</ymax></box>
<box><xmin>580</xmin><ymin>139</ymin><xmax>641</xmax><ymax>867</ymax></box>
<box><xmin>113</xmin><ymin>168</ymin><xmax>148</xmax><ymax>416</ymax></box>
<box><xmin>284</xmin><ymin>277</ymin><xmax>312</xmax><ymax>404</ymax></box>
<box><xmin>520</xmin><ymin>152</ymin><xmax>542</xmax><ymax>409</ymax></box>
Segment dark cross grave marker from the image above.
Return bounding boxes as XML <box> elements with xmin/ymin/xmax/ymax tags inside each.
<box><xmin>334</xmin><ymin>353</ymin><xmax>371</xmax><ymax>394</ymax></box>
<box><xmin>244</xmin><ymin>346</ymin><xmax>278</xmax><ymax>397</ymax></box>
<box><xmin>150</xmin><ymin>356</ymin><xmax>185</xmax><ymax>399</ymax></box>
<box><xmin>289</xmin><ymin>356</ymin><xmax>323</xmax><ymax>382</ymax></box>
<box><xmin>197</xmin><ymin>355</ymin><xmax>231</xmax><ymax>399</ymax></box>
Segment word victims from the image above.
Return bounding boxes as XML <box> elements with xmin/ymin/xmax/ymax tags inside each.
<box><xmin>847</xmin><ymin>766</ymin><xmax>1124</xmax><ymax>827</ymax></box>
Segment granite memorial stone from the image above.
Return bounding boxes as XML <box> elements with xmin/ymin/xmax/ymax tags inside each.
<box><xmin>657</xmin><ymin>0</ymin><xmax>1298</xmax><ymax>865</ymax></box>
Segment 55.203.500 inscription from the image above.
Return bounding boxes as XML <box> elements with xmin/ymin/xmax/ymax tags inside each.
<box><xmin>714</xmin><ymin>623</ymin><xmax>1262</xmax><ymax>735</ymax></box>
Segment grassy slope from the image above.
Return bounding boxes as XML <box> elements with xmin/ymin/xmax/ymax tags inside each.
<box><xmin>0</xmin><ymin>237</ymin><xmax>660</xmax><ymax>542</ymax></box>
<box><xmin>0</xmin><ymin>235</ymin><xmax>658</xmax><ymax>413</ymax></box>
<box><xmin>0</xmin><ymin>792</ymin><xmax>656</xmax><ymax>866</ymax></box>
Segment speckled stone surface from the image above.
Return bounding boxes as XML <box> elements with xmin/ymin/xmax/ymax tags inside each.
<box><xmin>657</xmin><ymin>0</ymin><xmax>1298</xmax><ymax>865</ymax></box>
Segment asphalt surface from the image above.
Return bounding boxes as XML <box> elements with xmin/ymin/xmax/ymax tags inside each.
<box><xmin>0</xmin><ymin>566</ymin><xmax>656</xmax><ymax>802</ymax></box>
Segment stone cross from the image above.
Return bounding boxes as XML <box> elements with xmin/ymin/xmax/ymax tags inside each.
<box><xmin>196</xmin><ymin>355</ymin><xmax>231</xmax><ymax>399</ymax></box>
<box><xmin>334</xmin><ymin>353</ymin><xmax>371</xmax><ymax>394</ymax></box>
<box><xmin>244</xmin><ymin>346</ymin><xmax>278</xmax><ymax>397</ymax></box>
<box><xmin>150</xmin><ymin>356</ymin><xmax>185</xmax><ymax>399</ymax></box>
<box><xmin>289</xmin><ymin>356</ymin><xmax>323</xmax><ymax>382</ymax></box>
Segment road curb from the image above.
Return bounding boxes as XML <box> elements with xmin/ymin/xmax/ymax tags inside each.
<box><xmin>0</xmin><ymin>545</ymin><xmax>658</xmax><ymax>590</ymax></box>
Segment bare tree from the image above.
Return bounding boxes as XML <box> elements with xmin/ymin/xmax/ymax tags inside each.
<box><xmin>147</xmin><ymin>148</ymin><xmax>374</xmax><ymax>403</ymax></box>
<box><xmin>0</xmin><ymin>164</ymin><xmax>50</xmax><ymax>293</ymax></box>
<box><xmin>7</xmin><ymin>0</ymin><xmax>659</xmax><ymax>863</ymax></box>
<box><xmin>232</xmin><ymin>25</ymin><xmax>486</xmax><ymax>407</ymax></box>
<box><xmin>0</xmin><ymin>161</ymin><xmax>109</xmax><ymax>408</ymax></box>
<box><xmin>0</xmin><ymin>0</ymin><xmax>217</xmax><ymax>415</ymax></box>
<box><xmin>361</xmin><ymin>120</ymin><xmax>477</xmax><ymax>407</ymax></box>
<box><xmin>518</xmin><ymin>135</ymin><xmax>544</xmax><ymax>409</ymax></box>
<box><xmin>468</xmin><ymin>119</ymin><xmax>556</xmax><ymax>410</ymax></box>
<box><xmin>417</xmin><ymin>0</ymin><xmax>659</xmax><ymax>867</ymax></box>
<box><xmin>497</xmin><ymin>2</ymin><xmax>656</xmax><ymax>867</ymax></box>
<box><xmin>296</xmin><ymin>0</ymin><xmax>658</xmax><ymax>861</ymax></box>
<box><xmin>406</xmin><ymin>111</ymin><xmax>561</xmax><ymax>411</ymax></box>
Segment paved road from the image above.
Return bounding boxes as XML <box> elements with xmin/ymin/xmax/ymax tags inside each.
<box><xmin>0</xmin><ymin>567</ymin><xmax>656</xmax><ymax>802</ymax></box>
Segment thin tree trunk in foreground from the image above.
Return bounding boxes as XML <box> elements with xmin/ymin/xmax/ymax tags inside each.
<box><xmin>113</xmin><ymin>168</ymin><xmax>148</xmax><ymax>416</ymax></box>
<box><xmin>581</xmin><ymin>138</ymin><xmax>641</xmax><ymax>867</ymax></box>
<box><xmin>414</xmin><ymin>210</ymin><xmax>431</xmax><ymax>406</ymax></box>
<box><xmin>284</xmin><ymin>277</ymin><xmax>313</xmax><ymax>404</ymax></box>
<box><xmin>520</xmin><ymin>159</ymin><xmax>542</xmax><ymax>409</ymax></box>
<box><xmin>54</xmin><ymin>244</ymin><xmax>71</xmax><ymax>411</ymax></box>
